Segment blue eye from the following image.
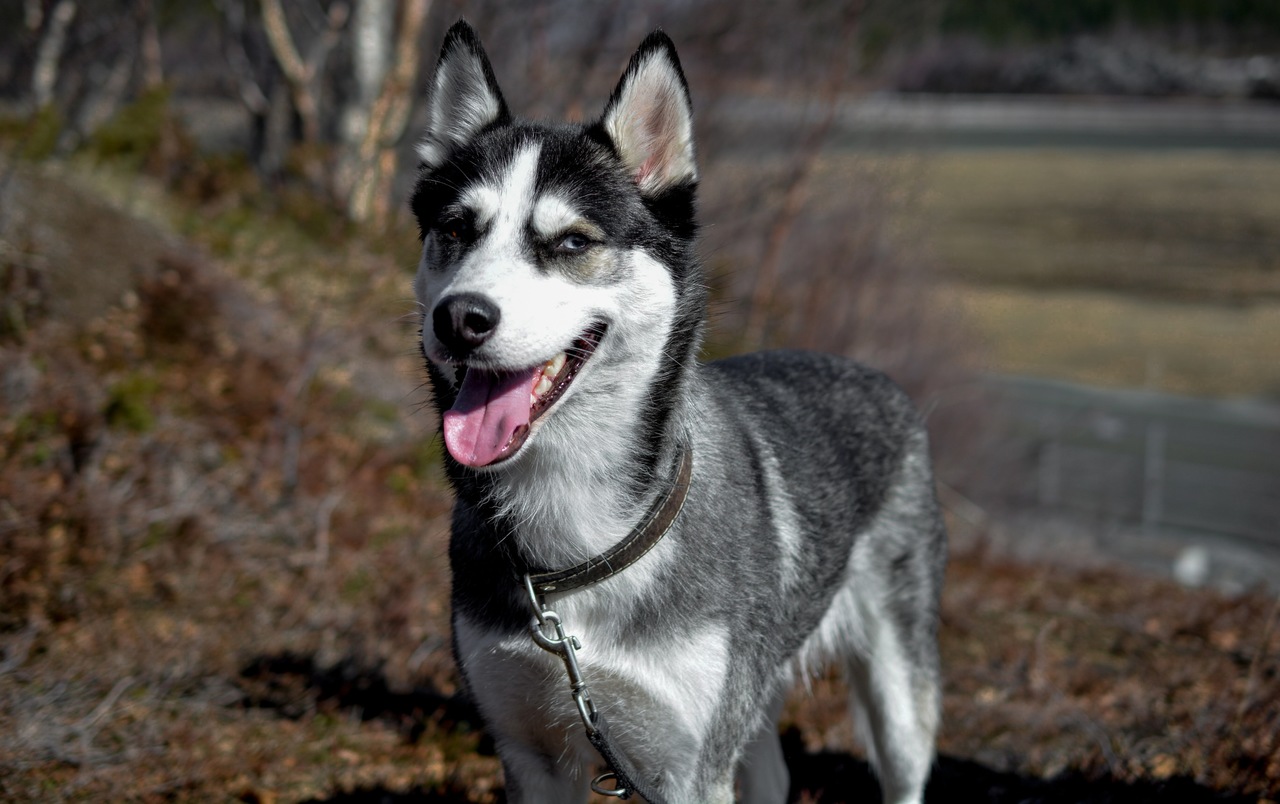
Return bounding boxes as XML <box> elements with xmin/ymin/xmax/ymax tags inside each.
<box><xmin>558</xmin><ymin>233</ymin><xmax>591</xmax><ymax>253</ymax></box>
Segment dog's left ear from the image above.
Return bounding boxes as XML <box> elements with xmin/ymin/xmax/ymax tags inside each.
<box><xmin>417</xmin><ymin>20</ymin><xmax>510</xmax><ymax>169</ymax></box>
<box><xmin>599</xmin><ymin>31</ymin><xmax>697</xmax><ymax>197</ymax></box>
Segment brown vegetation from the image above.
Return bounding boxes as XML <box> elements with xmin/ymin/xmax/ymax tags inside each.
<box><xmin>0</xmin><ymin>132</ymin><xmax>1276</xmax><ymax>804</ymax></box>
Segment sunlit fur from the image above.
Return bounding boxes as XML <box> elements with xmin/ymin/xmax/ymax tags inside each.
<box><xmin>413</xmin><ymin>21</ymin><xmax>946</xmax><ymax>804</ymax></box>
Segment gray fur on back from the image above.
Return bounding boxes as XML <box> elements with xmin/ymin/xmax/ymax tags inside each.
<box><xmin>633</xmin><ymin>349</ymin><xmax>945</xmax><ymax>777</ymax></box>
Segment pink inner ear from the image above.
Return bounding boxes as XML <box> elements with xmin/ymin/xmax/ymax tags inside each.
<box><xmin>636</xmin><ymin>155</ymin><xmax>658</xmax><ymax>185</ymax></box>
<box><xmin>607</xmin><ymin>56</ymin><xmax>694</xmax><ymax>194</ymax></box>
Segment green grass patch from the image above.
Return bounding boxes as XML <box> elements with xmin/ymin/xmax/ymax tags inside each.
<box><xmin>85</xmin><ymin>88</ymin><xmax>174</xmax><ymax>170</ymax></box>
<box><xmin>341</xmin><ymin>568</ymin><xmax>375</xmax><ymax>602</ymax></box>
<box><xmin>105</xmin><ymin>372</ymin><xmax>160</xmax><ymax>432</ymax></box>
<box><xmin>2</xmin><ymin>105</ymin><xmax>64</xmax><ymax>160</ymax></box>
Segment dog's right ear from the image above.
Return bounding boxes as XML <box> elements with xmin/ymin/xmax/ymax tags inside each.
<box><xmin>417</xmin><ymin>20</ymin><xmax>510</xmax><ymax>169</ymax></box>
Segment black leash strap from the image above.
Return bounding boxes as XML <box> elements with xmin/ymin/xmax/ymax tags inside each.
<box><xmin>587</xmin><ymin>710</ymin><xmax>667</xmax><ymax>802</ymax></box>
<box><xmin>522</xmin><ymin>447</ymin><xmax>692</xmax><ymax>804</ymax></box>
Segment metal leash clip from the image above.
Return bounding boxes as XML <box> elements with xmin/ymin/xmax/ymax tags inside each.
<box><xmin>521</xmin><ymin>572</ymin><xmax>659</xmax><ymax>802</ymax></box>
<box><xmin>591</xmin><ymin>771</ymin><xmax>628</xmax><ymax>797</ymax></box>
<box><xmin>524</xmin><ymin>574</ymin><xmax>602</xmax><ymax>739</ymax></box>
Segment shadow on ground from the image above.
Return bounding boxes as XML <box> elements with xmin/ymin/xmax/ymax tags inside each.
<box><xmin>238</xmin><ymin>651</ymin><xmax>489</xmax><ymax>750</ymax></box>
<box><xmin>302</xmin><ymin>750</ymin><xmax>1254</xmax><ymax>804</ymax></box>
<box><xmin>242</xmin><ymin>653</ymin><xmax>1252</xmax><ymax>804</ymax></box>
<box><xmin>785</xmin><ymin>730</ymin><xmax>1255</xmax><ymax>803</ymax></box>
<box><xmin>295</xmin><ymin>735</ymin><xmax>1256</xmax><ymax>803</ymax></box>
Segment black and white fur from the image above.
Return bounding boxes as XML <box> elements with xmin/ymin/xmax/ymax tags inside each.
<box><xmin>412</xmin><ymin>21</ymin><xmax>946</xmax><ymax>804</ymax></box>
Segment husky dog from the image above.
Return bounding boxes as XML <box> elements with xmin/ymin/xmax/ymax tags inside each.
<box><xmin>412</xmin><ymin>20</ymin><xmax>946</xmax><ymax>804</ymax></box>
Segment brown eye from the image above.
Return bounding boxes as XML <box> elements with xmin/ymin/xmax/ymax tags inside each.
<box><xmin>439</xmin><ymin>214</ymin><xmax>472</xmax><ymax>242</ymax></box>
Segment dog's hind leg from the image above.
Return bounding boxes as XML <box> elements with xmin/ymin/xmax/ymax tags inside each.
<box><xmin>842</xmin><ymin>430</ymin><xmax>945</xmax><ymax>804</ymax></box>
<box><xmin>847</xmin><ymin>632</ymin><xmax>938</xmax><ymax>804</ymax></box>
<box><xmin>736</xmin><ymin>688</ymin><xmax>790</xmax><ymax>804</ymax></box>
<box><xmin>845</xmin><ymin>531</ymin><xmax>943</xmax><ymax>804</ymax></box>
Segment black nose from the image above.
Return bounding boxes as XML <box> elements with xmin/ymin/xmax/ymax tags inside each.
<box><xmin>433</xmin><ymin>293</ymin><xmax>501</xmax><ymax>354</ymax></box>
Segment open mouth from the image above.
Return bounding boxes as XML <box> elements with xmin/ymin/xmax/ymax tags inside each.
<box><xmin>441</xmin><ymin>324</ymin><xmax>606</xmax><ymax>468</ymax></box>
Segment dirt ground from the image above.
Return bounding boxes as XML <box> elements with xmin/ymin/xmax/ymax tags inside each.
<box><xmin>1</xmin><ymin>159</ymin><xmax>1278</xmax><ymax>802</ymax></box>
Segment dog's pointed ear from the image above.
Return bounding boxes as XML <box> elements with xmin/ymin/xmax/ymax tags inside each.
<box><xmin>417</xmin><ymin>20</ymin><xmax>510</xmax><ymax>169</ymax></box>
<box><xmin>599</xmin><ymin>31</ymin><xmax>697</xmax><ymax>197</ymax></box>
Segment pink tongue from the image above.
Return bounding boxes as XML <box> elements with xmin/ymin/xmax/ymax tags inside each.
<box><xmin>442</xmin><ymin>367</ymin><xmax>540</xmax><ymax>467</ymax></box>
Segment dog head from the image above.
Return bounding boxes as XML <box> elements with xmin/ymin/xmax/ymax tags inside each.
<box><xmin>412</xmin><ymin>21</ymin><xmax>704</xmax><ymax>471</ymax></box>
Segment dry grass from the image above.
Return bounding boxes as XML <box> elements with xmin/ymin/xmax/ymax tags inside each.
<box><xmin>949</xmin><ymin>284</ymin><xmax>1280</xmax><ymax>398</ymax></box>
<box><xmin>789</xmin><ymin>545</ymin><xmax>1280</xmax><ymax>801</ymax></box>
<box><xmin>0</xmin><ymin>159</ymin><xmax>482</xmax><ymax>800</ymax></box>
<box><xmin>911</xmin><ymin>148</ymin><xmax>1280</xmax><ymax>398</ymax></box>
<box><xmin>921</xmin><ymin>150</ymin><xmax>1280</xmax><ymax>304</ymax></box>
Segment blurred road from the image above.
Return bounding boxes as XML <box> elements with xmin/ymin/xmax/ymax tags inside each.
<box><xmin>724</xmin><ymin>91</ymin><xmax>1280</xmax><ymax>151</ymax></box>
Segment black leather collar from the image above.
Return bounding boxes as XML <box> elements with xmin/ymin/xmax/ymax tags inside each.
<box><xmin>526</xmin><ymin>446</ymin><xmax>693</xmax><ymax>597</ymax></box>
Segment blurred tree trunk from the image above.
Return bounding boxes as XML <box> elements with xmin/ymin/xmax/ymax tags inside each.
<box><xmin>262</xmin><ymin>80</ymin><xmax>293</xmax><ymax>178</ymax></box>
<box><xmin>340</xmin><ymin>0</ymin><xmax>430</xmax><ymax>227</ymax></box>
<box><xmin>246</xmin><ymin>0</ymin><xmax>429</xmax><ymax>225</ymax></box>
<box><xmin>217</xmin><ymin>0</ymin><xmax>269</xmax><ymax>117</ymax></box>
<box><xmin>31</xmin><ymin>0</ymin><xmax>78</xmax><ymax>110</ymax></box>
<box><xmin>32</xmin><ymin>0</ymin><xmax>167</xmax><ymax>151</ymax></box>
<box><xmin>342</xmin><ymin>0</ymin><xmax>394</xmax><ymax>149</ymax></box>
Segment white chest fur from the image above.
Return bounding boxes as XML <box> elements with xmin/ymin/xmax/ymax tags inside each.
<box><xmin>454</xmin><ymin>588</ymin><xmax>731</xmax><ymax>783</ymax></box>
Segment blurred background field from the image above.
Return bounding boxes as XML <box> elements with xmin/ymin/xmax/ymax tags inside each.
<box><xmin>923</xmin><ymin>149</ymin><xmax>1280</xmax><ymax>395</ymax></box>
<box><xmin>1</xmin><ymin>1</ymin><xmax>1279</xmax><ymax>801</ymax></box>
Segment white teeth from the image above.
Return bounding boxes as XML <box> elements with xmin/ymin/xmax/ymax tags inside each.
<box><xmin>531</xmin><ymin>351</ymin><xmax>569</xmax><ymax>406</ymax></box>
<box><xmin>533</xmin><ymin>374</ymin><xmax>553</xmax><ymax>400</ymax></box>
<box><xmin>547</xmin><ymin>352</ymin><xmax>567</xmax><ymax>377</ymax></box>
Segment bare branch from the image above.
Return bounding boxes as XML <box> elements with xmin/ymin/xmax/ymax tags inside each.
<box><xmin>1235</xmin><ymin>594</ymin><xmax>1280</xmax><ymax>729</ymax></box>
<box><xmin>75</xmin><ymin>676</ymin><xmax>135</xmax><ymax>735</ymax></box>
<box><xmin>260</xmin><ymin>0</ymin><xmax>309</xmax><ymax>88</ymax></box>
<box><xmin>260</xmin><ymin>0</ymin><xmax>350</xmax><ymax>143</ymax></box>
<box><xmin>743</xmin><ymin>2</ymin><xmax>865</xmax><ymax>348</ymax></box>
<box><xmin>214</xmin><ymin>0</ymin><xmax>270</xmax><ymax>115</ymax></box>
<box><xmin>73</xmin><ymin>39</ymin><xmax>135</xmax><ymax>134</ymax></box>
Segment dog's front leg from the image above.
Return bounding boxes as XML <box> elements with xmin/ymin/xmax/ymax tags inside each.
<box><xmin>736</xmin><ymin>689</ymin><xmax>790</xmax><ymax>804</ymax></box>
<box><xmin>499</xmin><ymin>743</ymin><xmax>592</xmax><ymax>804</ymax></box>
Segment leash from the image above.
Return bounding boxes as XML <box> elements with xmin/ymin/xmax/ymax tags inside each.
<box><xmin>522</xmin><ymin>446</ymin><xmax>692</xmax><ymax>803</ymax></box>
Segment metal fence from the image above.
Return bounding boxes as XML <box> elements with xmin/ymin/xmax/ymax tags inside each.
<box><xmin>990</xmin><ymin>375</ymin><xmax>1280</xmax><ymax>549</ymax></box>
